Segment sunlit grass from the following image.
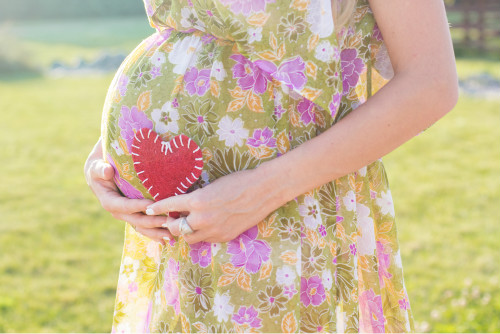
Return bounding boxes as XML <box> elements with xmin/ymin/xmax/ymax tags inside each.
<box><xmin>0</xmin><ymin>16</ymin><xmax>499</xmax><ymax>333</ymax></box>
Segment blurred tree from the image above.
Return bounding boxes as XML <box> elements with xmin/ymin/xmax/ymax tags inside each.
<box><xmin>0</xmin><ymin>0</ymin><xmax>145</xmax><ymax>21</ymax></box>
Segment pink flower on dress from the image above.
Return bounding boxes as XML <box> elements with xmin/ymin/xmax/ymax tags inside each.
<box><xmin>272</xmin><ymin>56</ymin><xmax>307</xmax><ymax>91</ymax></box>
<box><xmin>376</xmin><ymin>241</ymin><xmax>392</xmax><ymax>286</ymax></box>
<box><xmin>230</xmin><ymin>55</ymin><xmax>273</xmax><ymax>94</ymax></box>
<box><xmin>107</xmin><ymin>154</ymin><xmax>144</xmax><ymax>199</ymax></box>
<box><xmin>232</xmin><ymin>305</ymin><xmax>262</xmax><ymax>328</ymax></box>
<box><xmin>283</xmin><ymin>284</ymin><xmax>298</xmax><ymax>298</ymax></box>
<box><xmin>247</xmin><ymin>127</ymin><xmax>276</xmax><ymax>148</ymax></box>
<box><xmin>399</xmin><ymin>298</ymin><xmax>410</xmax><ymax>310</ymax></box>
<box><xmin>150</xmin><ymin>66</ymin><xmax>162</xmax><ymax>79</ymax></box>
<box><xmin>341</xmin><ymin>48</ymin><xmax>364</xmax><ymax>95</ymax></box>
<box><xmin>117</xmin><ymin>74</ymin><xmax>129</xmax><ymax>97</ymax></box>
<box><xmin>190</xmin><ymin>241</ymin><xmax>212</xmax><ymax>267</ymax></box>
<box><xmin>359</xmin><ymin>289</ymin><xmax>386</xmax><ymax>333</ymax></box>
<box><xmin>219</xmin><ymin>0</ymin><xmax>274</xmax><ymax>16</ymax></box>
<box><xmin>184</xmin><ymin>66</ymin><xmax>211</xmax><ymax>96</ymax></box>
<box><xmin>201</xmin><ymin>34</ymin><xmax>217</xmax><ymax>44</ymax></box>
<box><xmin>118</xmin><ymin>105</ymin><xmax>153</xmax><ymax>150</ymax></box>
<box><xmin>227</xmin><ymin>226</ymin><xmax>271</xmax><ymax>274</ymax></box>
<box><xmin>274</xmin><ymin>104</ymin><xmax>285</xmax><ymax>119</ymax></box>
<box><xmin>318</xmin><ymin>224</ymin><xmax>327</xmax><ymax>237</ymax></box>
<box><xmin>373</xmin><ymin>24</ymin><xmax>383</xmax><ymax>41</ymax></box>
<box><xmin>300</xmin><ymin>275</ymin><xmax>326</xmax><ymax>306</ymax></box>
<box><xmin>349</xmin><ymin>243</ymin><xmax>357</xmax><ymax>256</ymax></box>
<box><xmin>329</xmin><ymin>92</ymin><xmax>342</xmax><ymax>118</ymax></box>
<box><xmin>297</xmin><ymin>97</ymin><xmax>316</xmax><ymax>125</ymax></box>
<box><xmin>143</xmin><ymin>301</ymin><xmax>153</xmax><ymax>333</ymax></box>
<box><xmin>128</xmin><ymin>282</ymin><xmax>138</xmax><ymax>293</ymax></box>
<box><xmin>164</xmin><ymin>258</ymin><xmax>181</xmax><ymax>314</ymax></box>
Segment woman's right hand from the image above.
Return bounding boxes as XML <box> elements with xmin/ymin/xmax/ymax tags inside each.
<box><xmin>84</xmin><ymin>138</ymin><xmax>174</xmax><ymax>245</ymax></box>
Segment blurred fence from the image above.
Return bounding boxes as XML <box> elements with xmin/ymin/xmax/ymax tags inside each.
<box><xmin>445</xmin><ymin>0</ymin><xmax>500</xmax><ymax>52</ymax></box>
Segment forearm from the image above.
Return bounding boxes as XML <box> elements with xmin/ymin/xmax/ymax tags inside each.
<box><xmin>256</xmin><ymin>72</ymin><xmax>458</xmax><ymax>208</ymax></box>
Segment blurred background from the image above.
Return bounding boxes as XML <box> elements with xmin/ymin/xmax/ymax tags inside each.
<box><xmin>0</xmin><ymin>0</ymin><xmax>498</xmax><ymax>332</ymax></box>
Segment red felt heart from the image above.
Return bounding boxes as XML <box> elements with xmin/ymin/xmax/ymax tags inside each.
<box><xmin>131</xmin><ymin>128</ymin><xmax>203</xmax><ymax>218</ymax></box>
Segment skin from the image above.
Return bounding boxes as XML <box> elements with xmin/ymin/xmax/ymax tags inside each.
<box><xmin>85</xmin><ymin>0</ymin><xmax>458</xmax><ymax>246</ymax></box>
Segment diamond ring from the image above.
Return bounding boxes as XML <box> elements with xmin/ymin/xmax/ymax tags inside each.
<box><xmin>179</xmin><ymin>216</ymin><xmax>194</xmax><ymax>235</ymax></box>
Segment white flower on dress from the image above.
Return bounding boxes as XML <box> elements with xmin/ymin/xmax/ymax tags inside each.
<box><xmin>357</xmin><ymin>166</ymin><xmax>367</xmax><ymax>177</ymax></box>
<box><xmin>216</xmin><ymin>116</ymin><xmax>249</xmax><ymax>147</ymax></box>
<box><xmin>168</xmin><ymin>35</ymin><xmax>202</xmax><ymax>74</ymax></box>
<box><xmin>298</xmin><ymin>196</ymin><xmax>322</xmax><ymax>229</ymax></box>
<box><xmin>374</xmin><ymin>44</ymin><xmax>395</xmax><ymax>80</ymax></box>
<box><xmin>154</xmin><ymin>290</ymin><xmax>162</xmax><ymax>305</ymax></box>
<box><xmin>115</xmin><ymin>323</ymin><xmax>131</xmax><ymax>334</ymax></box>
<box><xmin>296</xmin><ymin>246</ymin><xmax>302</xmax><ymax>276</ymax></box>
<box><xmin>211</xmin><ymin>242</ymin><xmax>221</xmax><ymax>256</ymax></box>
<box><xmin>210</xmin><ymin>60</ymin><xmax>227</xmax><ymax>81</ymax></box>
<box><xmin>180</xmin><ymin>7</ymin><xmax>206</xmax><ymax>31</ymax></box>
<box><xmin>315</xmin><ymin>40</ymin><xmax>335</xmax><ymax>63</ymax></box>
<box><xmin>376</xmin><ymin>190</ymin><xmax>395</xmax><ymax>217</ymax></box>
<box><xmin>247</xmin><ymin>26</ymin><xmax>263</xmax><ymax>43</ymax></box>
<box><xmin>356</xmin><ymin>203</ymin><xmax>376</xmax><ymax>256</ymax></box>
<box><xmin>213</xmin><ymin>292</ymin><xmax>234</xmax><ymax>322</ymax></box>
<box><xmin>394</xmin><ymin>249</ymin><xmax>403</xmax><ymax>268</ymax></box>
<box><xmin>322</xmin><ymin>269</ymin><xmax>333</xmax><ymax>290</ymax></box>
<box><xmin>306</xmin><ymin>0</ymin><xmax>334</xmax><ymax>38</ymax></box>
<box><xmin>146</xmin><ymin>241</ymin><xmax>162</xmax><ymax>263</ymax></box>
<box><xmin>111</xmin><ymin>140</ymin><xmax>124</xmax><ymax>156</ymax></box>
<box><xmin>342</xmin><ymin>190</ymin><xmax>356</xmax><ymax>212</ymax></box>
<box><xmin>200</xmin><ymin>170</ymin><xmax>211</xmax><ymax>187</ymax></box>
<box><xmin>276</xmin><ymin>266</ymin><xmax>296</xmax><ymax>286</ymax></box>
<box><xmin>151</xmin><ymin>101</ymin><xmax>180</xmax><ymax>134</ymax></box>
<box><xmin>150</xmin><ymin>50</ymin><xmax>166</xmax><ymax>67</ymax></box>
<box><xmin>121</xmin><ymin>256</ymin><xmax>139</xmax><ymax>282</ymax></box>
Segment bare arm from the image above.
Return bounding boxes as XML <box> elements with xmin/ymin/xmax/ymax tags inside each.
<box><xmin>147</xmin><ymin>0</ymin><xmax>458</xmax><ymax>244</ymax></box>
<box><xmin>262</xmin><ymin>0</ymin><xmax>459</xmax><ymax>202</ymax></box>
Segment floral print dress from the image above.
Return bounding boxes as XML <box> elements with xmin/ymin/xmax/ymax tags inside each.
<box><xmin>102</xmin><ymin>0</ymin><xmax>415</xmax><ymax>332</ymax></box>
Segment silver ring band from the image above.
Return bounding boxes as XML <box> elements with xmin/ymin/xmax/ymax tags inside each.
<box><xmin>179</xmin><ymin>216</ymin><xmax>194</xmax><ymax>235</ymax></box>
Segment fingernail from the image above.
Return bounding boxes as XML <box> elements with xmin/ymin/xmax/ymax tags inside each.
<box><xmin>163</xmin><ymin>236</ymin><xmax>170</xmax><ymax>241</ymax></box>
<box><xmin>146</xmin><ymin>208</ymin><xmax>154</xmax><ymax>215</ymax></box>
<box><xmin>162</xmin><ymin>222</ymin><xmax>169</xmax><ymax>228</ymax></box>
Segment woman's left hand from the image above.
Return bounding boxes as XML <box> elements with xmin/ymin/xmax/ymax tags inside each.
<box><xmin>144</xmin><ymin>166</ymin><xmax>287</xmax><ymax>244</ymax></box>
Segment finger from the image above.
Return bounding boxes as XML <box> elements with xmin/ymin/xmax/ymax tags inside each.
<box><xmin>90</xmin><ymin>159</ymin><xmax>115</xmax><ymax>180</ymax></box>
<box><xmin>146</xmin><ymin>193</ymin><xmax>193</xmax><ymax>216</ymax></box>
<box><xmin>182</xmin><ymin>229</ymin><xmax>211</xmax><ymax>245</ymax></box>
<box><xmin>103</xmin><ymin>194</ymin><xmax>154</xmax><ymax>215</ymax></box>
<box><xmin>134</xmin><ymin>226</ymin><xmax>174</xmax><ymax>245</ymax></box>
<box><xmin>163</xmin><ymin>216</ymin><xmax>181</xmax><ymax>237</ymax></box>
<box><xmin>118</xmin><ymin>212</ymin><xmax>169</xmax><ymax>229</ymax></box>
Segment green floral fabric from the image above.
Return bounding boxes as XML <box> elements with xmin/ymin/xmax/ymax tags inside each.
<box><xmin>101</xmin><ymin>0</ymin><xmax>415</xmax><ymax>332</ymax></box>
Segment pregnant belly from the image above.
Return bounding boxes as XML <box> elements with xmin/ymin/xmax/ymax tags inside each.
<box><xmin>100</xmin><ymin>29</ymin><xmax>323</xmax><ymax>200</ymax></box>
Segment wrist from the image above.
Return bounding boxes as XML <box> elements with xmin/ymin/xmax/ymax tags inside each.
<box><xmin>252</xmin><ymin>157</ymin><xmax>294</xmax><ymax>210</ymax></box>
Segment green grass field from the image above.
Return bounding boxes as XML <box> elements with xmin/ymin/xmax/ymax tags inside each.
<box><xmin>0</xmin><ymin>16</ymin><xmax>499</xmax><ymax>333</ymax></box>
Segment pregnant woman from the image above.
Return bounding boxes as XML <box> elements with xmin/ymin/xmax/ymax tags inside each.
<box><xmin>85</xmin><ymin>0</ymin><xmax>457</xmax><ymax>332</ymax></box>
